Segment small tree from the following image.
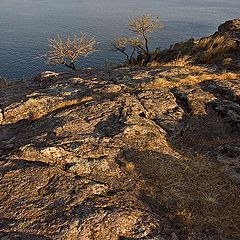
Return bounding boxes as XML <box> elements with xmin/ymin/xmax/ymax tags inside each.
<box><xmin>129</xmin><ymin>15</ymin><xmax>163</xmax><ymax>57</ymax></box>
<box><xmin>111</xmin><ymin>37</ymin><xmax>141</xmax><ymax>64</ymax></box>
<box><xmin>48</xmin><ymin>33</ymin><xmax>96</xmax><ymax>70</ymax></box>
<box><xmin>111</xmin><ymin>15</ymin><xmax>163</xmax><ymax>65</ymax></box>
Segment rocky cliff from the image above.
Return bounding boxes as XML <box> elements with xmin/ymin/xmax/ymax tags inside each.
<box><xmin>0</xmin><ymin>20</ymin><xmax>240</xmax><ymax>240</ymax></box>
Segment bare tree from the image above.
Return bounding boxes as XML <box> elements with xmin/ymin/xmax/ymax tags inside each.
<box><xmin>111</xmin><ymin>37</ymin><xmax>140</xmax><ymax>64</ymax></box>
<box><xmin>111</xmin><ymin>38</ymin><xmax>129</xmax><ymax>63</ymax></box>
<box><xmin>111</xmin><ymin>15</ymin><xmax>163</xmax><ymax>65</ymax></box>
<box><xmin>48</xmin><ymin>33</ymin><xmax>96</xmax><ymax>70</ymax></box>
<box><xmin>129</xmin><ymin>15</ymin><xmax>163</xmax><ymax>57</ymax></box>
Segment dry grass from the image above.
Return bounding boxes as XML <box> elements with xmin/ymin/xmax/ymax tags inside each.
<box><xmin>153</xmin><ymin>34</ymin><xmax>239</xmax><ymax>68</ymax></box>
<box><xmin>129</xmin><ymin>149</ymin><xmax>240</xmax><ymax>239</ymax></box>
<box><xmin>165</xmin><ymin>55</ymin><xmax>193</xmax><ymax>67</ymax></box>
<box><xmin>126</xmin><ymin>78</ymin><xmax>240</xmax><ymax>238</ymax></box>
<box><xmin>143</xmin><ymin>66</ymin><xmax>239</xmax><ymax>90</ymax></box>
<box><xmin>149</xmin><ymin>55</ymin><xmax>192</xmax><ymax>68</ymax></box>
<box><xmin>195</xmin><ymin>35</ymin><xmax>237</xmax><ymax>63</ymax></box>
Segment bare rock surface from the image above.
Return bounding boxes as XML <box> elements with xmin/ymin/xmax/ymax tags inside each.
<box><xmin>0</xmin><ymin>66</ymin><xmax>240</xmax><ymax>240</ymax></box>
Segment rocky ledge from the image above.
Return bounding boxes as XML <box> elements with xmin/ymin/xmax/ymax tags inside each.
<box><xmin>0</xmin><ymin>63</ymin><xmax>240</xmax><ymax>240</ymax></box>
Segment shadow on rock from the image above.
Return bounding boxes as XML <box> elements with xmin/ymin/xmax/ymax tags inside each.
<box><xmin>0</xmin><ymin>231</ymin><xmax>52</xmax><ymax>240</ymax></box>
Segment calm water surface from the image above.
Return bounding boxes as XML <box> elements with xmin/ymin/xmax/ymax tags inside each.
<box><xmin>0</xmin><ymin>0</ymin><xmax>239</xmax><ymax>79</ymax></box>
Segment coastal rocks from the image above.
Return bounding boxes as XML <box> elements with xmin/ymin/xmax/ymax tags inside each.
<box><xmin>154</xmin><ymin>19</ymin><xmax>240</xmax><ymax>70</ymax></box>
<box><xmin>34</xmin><ymin>71</ymin><xmax>61</xmax><ymax>81</ymax></box>
<box><xmin>215</xmin><ymin>19</ymin><xmax>240</xmax><ymax>70</ymax></box>
<box><xmin>17</xmin><ymin>145</ymin><xmax>72</xmax><ymax>167</ymax></box>
<box><xmin>137</xmin><ymin>90</ymin><xmax>185</xmax><ymax>132</ymax></box>
<box><xmin>0</xmin><ymin>158</ymin><xmax>159</xmax><ymax>240</ymax></box>
<box><xmin>0</xmin><ymin>68</ymin><xmax>169</xmax><ymax>239</ymax></box>
<box><xmin>221</xmin><ymin>145</ymin><xmax>240</xmax><ymax>158</ymax></box>
<box><xmin>218</xmin><ymin>19</ymin><xmax>240</xmax><ymax>33</ymax></box>
<box><xmin>0</xmin><ymin>62</ymin><xmax>240</xmax><ymax>239</ymax></box>
<box><xmin>185</xmin><ymin>88</ymin><xmax>216</xmax><ymax>116</ymax></box>
<box><xmin>67</xmin><ymin>203</ymin><xmax>159</xmax><ymax>240</ymax></box>
<box><xmin>224</xmin><ymin>167</ymin><xmax>240</xmax><ymax>185</ymax></box>
<box><xmin>216</xmin><ymin>144</ymin><xmax>240</xmax><ymax>185</ymax></box>
<box><xmin>200</xmin><ymin>79</ymin><xmax>240</xmax><ymax>130</ymax></box>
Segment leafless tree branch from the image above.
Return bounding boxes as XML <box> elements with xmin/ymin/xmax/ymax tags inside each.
<box><xmin>47</xmin><ymin>33</ymin><xmax>97</xmax><ymax>70</ymax></box>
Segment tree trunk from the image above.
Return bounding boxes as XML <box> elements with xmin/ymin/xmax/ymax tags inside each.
<box><xmin>62</xmin><ymin>61</ymin><xmax>76</xmax><ymax>70</ymax></box>
<box><xmin>70</xmin><ymin>62</ymin><xmax>76</xmax><ymax>70</ymax></box>
<box><xmin>143</xmin><ymin>32</ymin><xmax>149</xmax><ymax>56</ymax></box>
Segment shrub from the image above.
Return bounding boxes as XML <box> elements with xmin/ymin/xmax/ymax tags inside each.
<box><xmin>47</xmin><ymin>33</ymin><xmax>97</xmax><ymax>70</ymax></box>
<box><xmin>111</xmin><ymin>14</ymin><xmax>163</xmax><ymax>65</ymax></box>
<box><xmin>129</xmin><ymin>15</ymin><xmax>163</xmax><ymax>57</ymax></box>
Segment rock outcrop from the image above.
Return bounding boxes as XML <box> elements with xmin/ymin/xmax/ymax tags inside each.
<box><xmin>0</xmin><ymin>64</ymin><xmax>240</xmax><ymax>240</ymax></box>
<box><xmin>154</xmin><ymin>19</ymin><xmax>240</xmax><ymax>71</ymax></box>
<box><xmin>218</xmin><ymin>19</ymin><xmax>240</xmax><ymax>33</ymax></box>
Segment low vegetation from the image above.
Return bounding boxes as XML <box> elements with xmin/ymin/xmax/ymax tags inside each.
<box><xmin>143</xmin><ymin>65</ymin><xmax>239</xmax><ymax>90</ymax></box>
<box><xmin>111</xmin><ymin>37</ymin><xmax>138</xmax><ymax>64</ymax></box>
<box><xmin>111</xmin><ymin>15</ymin><xmax>163</xmax><ymax>65</ymax></box>
<box><xmin>47</xmin><ymin>33</ymin><xmax>96</xmax><ymax>70</ymax></box>
<box><xmin>47</xmin><ymin>15</ymin><xmax>163</xmax><ymax>70</ymax></box>
<box><xmin>47</xmin><ymin>16</ymin><xmax>239</xmax><ymax>71</ymax></box>
<box><xmin>153</xmin><ymin>34</ymin><xmax>239</xmax><ymax>69</ymax></box>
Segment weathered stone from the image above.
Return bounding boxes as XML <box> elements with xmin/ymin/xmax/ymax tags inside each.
<box><xmin>218</xmin><ymin>19</ymin><xmax>240</xmax><ymax>33</ymax></box>
<box><xmin>0</xmin><ymin>30</ymin><xmax>240</xmax><ymax>239</ymax></box>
